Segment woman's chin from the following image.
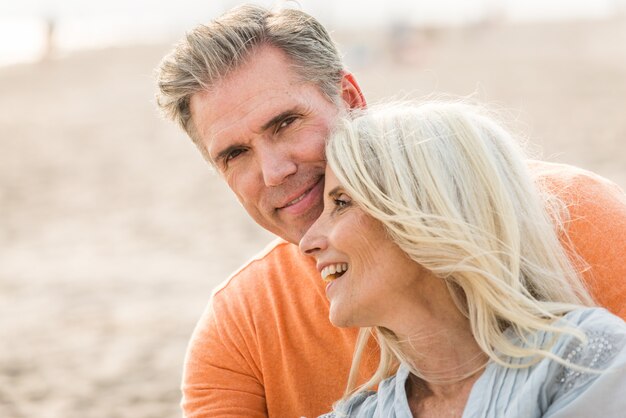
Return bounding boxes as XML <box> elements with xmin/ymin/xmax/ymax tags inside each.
<box><xmin>329</xmin><ymin>316</ymin><xmax>347</xmax><ymax>328</ymax></box>
<box><xmin>329</xmin><ymin>309</ymin><xmax>352</xmax><ymax>328</ymax></box>
<box><xmin>329</xmin><ymin>308</ymin><xmax>365</xmax><ymax>329</ymax></box>
<box><xmin>329</xmin><ymin>300</ymin><xmax>379</xmax><ymax>329</ymax></box>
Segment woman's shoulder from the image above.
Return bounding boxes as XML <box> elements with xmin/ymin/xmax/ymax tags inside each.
<box><xmin>497</xmin><ymin>307</ymin><xmax>625</xmax><ymax>394</ymax></box>
<box><xmin>559</xmin><ymin>307</ymin><xmax>625</xmax><ymax>339</ymax></box>
<box><xmin>552</xmin><ymin>308</ymin><xmax>626</xmax><ymax>386</ymax></box>
<box><xmin>534</xmin><ymin>308</ymin><xmax>626</xmax><ymax>415</ymax></box>
<box><xmin>317</xmin><ymin>390</ymin><xmax>378</xmax><ymax>418</ymax></box>
<box><xmin>465</xmin><ymin>308</ymin><xmax>626</xmax><ymax>417</ymax></box>
<box><xmin>318</xmin><ymin>366</ymin><xmax>413</xmax><ymax>418</ymax></box>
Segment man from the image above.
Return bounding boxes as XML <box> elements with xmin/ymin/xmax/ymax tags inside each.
<box><xmin>155</xmin><ymin>5</ymin><xmax>626</xmax><ymax>417</ymax></box>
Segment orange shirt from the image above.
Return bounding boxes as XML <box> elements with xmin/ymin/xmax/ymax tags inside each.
<box><xmin>181</xmin><ymin>161</ymin><xmax>626</xmax><ymax>418</ymax></box>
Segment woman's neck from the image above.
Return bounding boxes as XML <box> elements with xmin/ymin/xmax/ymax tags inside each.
<box><xmin>397</xmin><ymin>310</ymin><xmax>486</xmax><ymax>417</ymax></box>
<box><xmin>382</xmin><ymin>274</ymin><xmax>488</xmax><ymax>391</ymax></box>
<box><xmin>395</xmin><ymin>320</ymin><xmax>487</xmax><ymax>384</ymax></box>
<box><xmin>405</xmin><ymin>368</ymin><xmax>483</xmax><ymax>418</ymax></box>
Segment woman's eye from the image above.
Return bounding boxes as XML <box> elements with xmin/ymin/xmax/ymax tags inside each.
<box><xmin>333</xmin><ymin>194</ymin><xmax>352</xmax><ymax>210</ymax></box>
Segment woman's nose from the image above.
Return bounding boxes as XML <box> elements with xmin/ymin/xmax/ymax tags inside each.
<box><xmin>299</xmin><ymin>218</ymin><xmax>328</xmax><ymax>256</ymax></box>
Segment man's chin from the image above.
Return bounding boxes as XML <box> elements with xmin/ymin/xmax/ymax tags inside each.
<box><xmin>277</xmin><ymin>225</ymin><xmax>311</xmax><ymax>245</ymax></box>
<box><xmin>251</xmin><ymin>203</ymin><xmax>322</xmax><ymax>244</ymax></box>
<box><xmin>262</xmin><ymin>218</ymin><xmax>317</xmax><ymax>245</ymax></box>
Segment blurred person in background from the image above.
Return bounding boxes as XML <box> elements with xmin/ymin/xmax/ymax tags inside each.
<box><xmin>300</xmin><ymin>102</ymin><xmax>626</xmax><ymax>417</ymax></box>
<box><xmin>155</xmin><ymin>4</ymin><xmax>626</xmax><ymax>417</ymax></box>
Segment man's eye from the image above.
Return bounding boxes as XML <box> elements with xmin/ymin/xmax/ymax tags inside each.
<box><xmin>277</xmin><ymin>116</ymin><xmax>298</xmax><ymax>131</ymax></box>
<box><xmin>225</xmin><ymin>148</ymin><xmax>245</xmax><ymax>162</ymax></box>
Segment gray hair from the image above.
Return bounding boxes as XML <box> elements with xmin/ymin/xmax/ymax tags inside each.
<box><xmin>155</xmin><ymin>4</ymin><xmax>344</xmax><ymax>142</ymax></box>
<box><xmin>328</xmin><ymin>102</ymin><xmax>594</xmax><ymax>398</ymax></box>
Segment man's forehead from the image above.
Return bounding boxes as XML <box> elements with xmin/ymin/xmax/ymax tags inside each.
<box><xmin>194</xmin><ymin>87</ymin><xmax>301</xmax><ymax>140</ymax></box>
<box><xmin>189</xmin><ymin>44</ymin><xmax>339</xmax><ymax>152</ymax></box>
<box><xmin>193</xmin><ymin>77</ymin><xmax>333</xmax><ymax>143</ymax></box>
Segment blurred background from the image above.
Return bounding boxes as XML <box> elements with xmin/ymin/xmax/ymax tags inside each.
<box><xmin>1</xmin><ymin>1</ymin><xmax>625</xmax><ymax>417</ymax></box>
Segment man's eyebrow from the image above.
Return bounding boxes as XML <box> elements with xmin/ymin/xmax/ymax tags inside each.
<box><xmin>212</xmin><ymin>108</ymin><xmax>302</xmax><ymax>165</ymax></box>
<box><xmin>214</xmin><ymin>144</ymin><xmax>242</xmax><ymax>165</ymax></box>
<box><xmin>261</xmin><ymin>109</ymin><xmax>298</xmax><ymax>131</ymax></box>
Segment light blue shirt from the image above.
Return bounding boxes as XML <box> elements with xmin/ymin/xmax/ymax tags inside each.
<box><xmin>320</xmin><ymin>308</ymin><xmax>626</xmax><ymax>417</ymax></box>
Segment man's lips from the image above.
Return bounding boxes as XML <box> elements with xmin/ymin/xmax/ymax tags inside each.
<box><xmin>276</xmin><ymin>178</ymin><xmax>324</xmax><ymax>215</ymax></box>
<box><xmin>282</xmin><ymin>189</ymin><xmax>312</xmax><ymax>207</ymax></box>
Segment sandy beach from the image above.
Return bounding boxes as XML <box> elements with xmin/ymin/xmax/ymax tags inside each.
<box><xmin>1</xmin><ymin>18</ymin><xmax>625</xmax><ymax>418</ymax></box>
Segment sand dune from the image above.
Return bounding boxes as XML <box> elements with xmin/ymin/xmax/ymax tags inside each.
<box><xmin>1</xmin><ymin>18</ymin><xmax>624</xmax><ymax>418</ymax></box>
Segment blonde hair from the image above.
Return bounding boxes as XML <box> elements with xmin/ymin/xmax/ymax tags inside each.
<box><xmin>155</xmin><ymin>4</ymin><xmax>343</xmax><ymax>143</ymax></box>
<box><xmin>326</xmin><ymin>101</ymin><xmax>594</xmax><ymax>398</ymax></box>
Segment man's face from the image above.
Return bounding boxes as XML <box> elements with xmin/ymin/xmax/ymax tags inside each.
<box><xmin>190</xmin><ymin>46</ymin><xmax>355</xmax><ymax>243</ymax></box>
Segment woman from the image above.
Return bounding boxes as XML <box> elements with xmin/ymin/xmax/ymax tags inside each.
<box><xmin>299</xmin><ymin>102</ymin><xmax>626</xmax><ymax>417</ymax></box>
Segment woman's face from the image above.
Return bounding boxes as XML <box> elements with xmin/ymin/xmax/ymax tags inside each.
<box><xmin>299</xmin><ymin>167</ymin><xmax>431</xmax><ymax>328</ymax></box>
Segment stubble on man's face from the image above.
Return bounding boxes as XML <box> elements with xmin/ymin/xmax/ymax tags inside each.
<box><xmin>189</xmin><ymin>45</ymin><xmax>344</xmax><ymax>243</ymax></box>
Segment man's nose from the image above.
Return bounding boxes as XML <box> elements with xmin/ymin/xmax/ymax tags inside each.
<box><xmin>259</xmin><ymin>147</ymin><xmax>297</xmax><ymax>187</ymax></box>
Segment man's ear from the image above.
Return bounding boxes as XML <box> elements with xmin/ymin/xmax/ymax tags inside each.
<box><xmin>340</xmin><ymin>71</ymin><xmax>366</xmax><ymax>110</ymax></box>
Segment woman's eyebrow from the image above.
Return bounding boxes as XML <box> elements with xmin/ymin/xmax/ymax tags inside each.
<box><xmin>327</xmin><ymin>186</ymin><xmax>342</xmax><ymax>197</ymax></box>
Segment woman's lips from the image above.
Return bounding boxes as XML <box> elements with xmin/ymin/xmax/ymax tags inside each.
<box><xmin>320</xmin><ymin>263</ymin><xmax>349</xmax><ymax>282</ymax></box>
<box><xmin>325</xmin><ymin>280</ymin><xmax>334</xmax><ymax>295</ymax></box>
<box><xmin>324</xmin><ymin>269</ymin><xmax>348</xmax><ymax>297</ymax></box>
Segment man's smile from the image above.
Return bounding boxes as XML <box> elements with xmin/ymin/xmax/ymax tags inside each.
<box><xmin>277</xmin><ymin>176</ymin><xmax>325</xmax><ymax>216</ymax></box>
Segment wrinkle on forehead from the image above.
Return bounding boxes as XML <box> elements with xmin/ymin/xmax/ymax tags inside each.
<box><xmin>189</xmin><ymin>45</ymin><xmax>335</xmax><ymax>167</ymax></box>
<box><xmin>191</xmin><ymin>48</ymin><xmax>308</xmax><ymax>132</ymax></box>
<box><xmin>194</xmin><ymin>84</ymin><xmax>321</xmax><ymax>160</ymax></box>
